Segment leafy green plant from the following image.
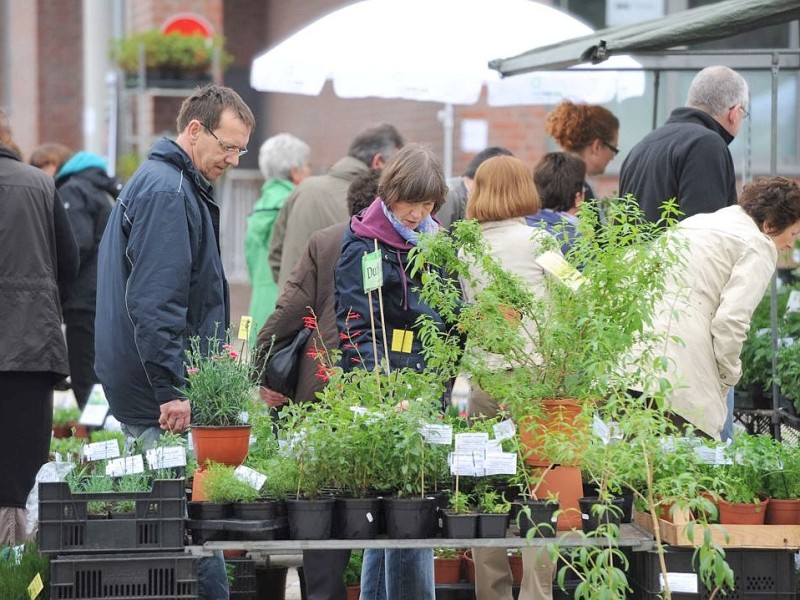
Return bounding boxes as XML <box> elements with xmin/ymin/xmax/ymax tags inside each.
<box><xmin>53</xmin><ymin>406</ymin><xmax>81</xmax><ymax>426</ymax></box>
<box><xmin>202</xmin><ymin>462</ymin><xmax>260</xmax><ymax>503</ymax></box>
<box><xmin>81</xmin><ymin>474</ymin><xmax>115</xmax><ymax>515</ymax></box>
<box><xmin>114</xmin><ymin>472</ymin><xmax>150</xmax><ymax>513</ymax></box>
<box><xmin>476</xmin><ymin>487</ymin><xmax>511</xmax><ymax>515</ymax></box>
<box><xmin>765</xmin><ymin>439</ymin><xmax>800</xmax><ymax>499</ymax></box>
<box><xmin>343</xmin><ymin>550</ymin><xmax>363</xmax><ymax>586</ymax></box>
<box><xmin>111</xmin><ymin>30</ymin><xmax>233</xmax><ymax>73</ymax></box>
<box><xmin>0</xmin><ymin>542</ymin><xmax>50</xmax><ymax>599</ymax></box>
<box><xmin>183</xmin><ymin>332</ymin><xmax>261</xmax><ymax>427</ymax></box>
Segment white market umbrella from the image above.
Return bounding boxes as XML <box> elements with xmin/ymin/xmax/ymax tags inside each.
<box><xmin>250</xmin><ymin>0</ymin><xmax>645</xmax><ymax>175</ymax></box>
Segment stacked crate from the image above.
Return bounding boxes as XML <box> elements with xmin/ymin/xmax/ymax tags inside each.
<box><xmin>38</xmin><ymin>478</ymin><xmax>196</xmax><ymax>600</ymax></box>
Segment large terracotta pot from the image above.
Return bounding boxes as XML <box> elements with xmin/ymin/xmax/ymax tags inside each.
<box><xmin>191</xmin><ymin>424</ymin><xmax>252</xmax><ymax>467</ymax></box>
<box><xmin>718</xmin><ymin>497</ymin><xmax>768</xmax><ymax>525</ymax></box>
<box><xmin>530</xmin><ymin>465</ymin><xmax>583</xmax><ymax>530</ymax></box>
<box><xmin>519</xmin><ymin>399</ymin><xmax>585</xmax><ymax>467</ymax></box>
<box><xmin>765</xmin><ymin>498</ymin><xmax>800</xmax><ymax>525</ymax></box>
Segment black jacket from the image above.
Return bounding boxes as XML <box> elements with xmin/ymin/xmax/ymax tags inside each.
<box><xmin>56</xmin><ymin>164</ymin><xmax>119</xmax><ymax>313</ymax></box>
<box><xmin>0</xmin><ymin>144</ymin><xmax>78</xmax><ymax>375</ymax></box>
<box><xmin>95</xmin><ymin>138</ymin><xmax>229</xmax><ymax>426</ymax></box>
<box><xmin>619</xmin><ymin>107</ymin><xmax>737</xmax><ymax>223</ymax></box>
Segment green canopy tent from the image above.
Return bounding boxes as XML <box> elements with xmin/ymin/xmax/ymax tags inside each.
<box><xmin>489</xmin><ymin>0</ymin><xmax>800</xmax><ymax>440</ymax></box>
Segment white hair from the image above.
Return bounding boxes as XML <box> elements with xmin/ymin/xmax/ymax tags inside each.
<box><xmin>686</xmin><ymin>66</ymin><xmax>749</xmax><ymax>117</ymax></box>
<box><xmin>258</xmin><ymin>133</ymin><xmax>310</xmax><ymax>180</ymax></box>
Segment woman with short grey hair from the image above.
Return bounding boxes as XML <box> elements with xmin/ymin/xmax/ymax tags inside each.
<box><xmin>246</xmin><ymin>133</ymin><xmax>311</xmax><ymax>343</ymax></box>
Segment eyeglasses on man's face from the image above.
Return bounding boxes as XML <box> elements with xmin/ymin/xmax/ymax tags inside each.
<box><xmin>201</xmin><ymin>123</ymin><xmax>248</xmax><ymax>157</ymax></box>
<box><xmin>730</xmin><ymin>104</ymin><xmax>750</xmax><ymax>120</ymax></box>
<box><xmin>602</xmin><ymin>139</ymin><xmax>619</xmax><ymax>156</ymax></box>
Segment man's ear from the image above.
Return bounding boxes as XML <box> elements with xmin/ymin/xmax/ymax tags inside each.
<box><xmin>370</xmin><ymin>153</ymin><xmax>385</xmax><ymax>170</ymax></box>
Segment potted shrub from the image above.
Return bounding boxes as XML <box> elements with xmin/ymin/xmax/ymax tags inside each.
<box><xmin>475</xmin><ymin>485</ymin><xmax>511</xmax><ymax>538</ymax></box>
<box><xmin>343</xmin><ymin>550</ymin><xmax>363</xmax><ymax>600</ymax></box>
<box><xmin>184</xmin><ymin>333</ymin><xmax>259</xmax><ymax>469</ymax></box>
<box><xmin>110</xmin><ymin>30</ymin><xmax>233</xmax><ymax>87</ymax></box>
<box><xmin>433</xmin><ymin>547</ymin><xmax>463</xmax><ymax>584</ymax></box>
<box><xmin>441</xmin><ymin>488</ymin><xmax>478</xmax><ymax>539</ymax></box>
<box><xmin>765</xmin><ymin>440</ymin><xmax>800</xmax><ymax>524</ymax></box>
<box><xmin>713</xmin><ymin>435</ymin><xmax>772</xmax><ymax>524</ymax></box>
<box><xmin>52</xmin><ymin>406</ymin><xmax>85</xmax><ymax>439</ymax></box>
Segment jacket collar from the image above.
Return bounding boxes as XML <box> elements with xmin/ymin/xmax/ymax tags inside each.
<box><xmin>148</xmin><ymin>137</ymin><xmax>215</xmax><ymax>203</ymax></box>
<box><xmin>0</xmin><ymin>143</ymin><xmax>21</xmax><ymax>162</ymax></box>
<box><xmin>667</xmin><ymin>107</ymin><xmax>735</xmax><ymax>146</ymax></box>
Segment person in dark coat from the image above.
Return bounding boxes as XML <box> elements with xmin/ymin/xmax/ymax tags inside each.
<box><xmin>0</xmin><ymin>115</ymin><xmax>79</xmax><ymax>545</ymax></box>
<box><xmin>55</xmin><ymin>151</ymin><xmax>120</xmax><ymax>409</ymax></box>
<box><xmin>255</xmin><ymin>169</ymin><xmax>380</xmax><ymax>600</ymax></box>
<box><xmin>334</xmin><ymin>144</ymin><xmax>449</xmax><ymax>600</ymax></box>
<box><xmin>619</xmin><ymin>65</ymin><xmax>749</xmax><ymax>223</ymax></box>
<box><xmin>94</xmin><ymin>85</ymin><xmax>255</xmax><ymax>600</ymax></box>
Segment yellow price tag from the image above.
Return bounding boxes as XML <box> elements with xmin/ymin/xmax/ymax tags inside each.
<box><xmin>28</xmin><ymin>573</ymin><xmax>43</xmax><ymax>599</ymax></box>
<box><xmin>390</xmin><ymin>329</ymin><xmax>414</xmax><ymax>353</ymax></box>
<box><xmin>237</xmin><ymin>316</ymin><xmax>254</xmax><ymax>341</ymax></box>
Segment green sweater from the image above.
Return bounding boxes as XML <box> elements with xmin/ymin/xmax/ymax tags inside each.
<box><xmin>245</xmin><ymin>178</ymin><xmax>294</xmax><ymax>344</ymax></box>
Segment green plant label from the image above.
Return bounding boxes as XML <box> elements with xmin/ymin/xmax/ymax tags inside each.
<box><xmin>362</xmin><ymin>250</ymin><xmax>383</xmax><ymax>292</ymax></box>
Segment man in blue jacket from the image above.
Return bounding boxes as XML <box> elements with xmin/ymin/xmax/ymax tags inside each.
<box><xmin>95</xmin><ymin>85</ymin><xmax>254</xmax><ymax>599</ymax></box>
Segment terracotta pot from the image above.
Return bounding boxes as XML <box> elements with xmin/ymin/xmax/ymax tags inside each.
<box><xmin>463</xmin><ymin>549</ymin><xmax>475</xmax><ymax>584</ymax></box>
<box><xmin>519</xmin><ymin>399</ymin><xmax>585</xmax><ymax>466</ymax></box>
<box><xmin>509</xmin><ymin>553</ymin><xmax>523</xmax><ymax>585</ymax></box>
<box><xmin>434</xmin><ymin>557</ymin><xmax>462</xmax><ymax>584</ymax></box>
<box><xmin>345</xmin><ymin>585</ymin><xmax>360</xmax><ymax>600</ymax></box>
<box><xmin>530</xmin><ymin>465</ymin><xmax>583</xmax><ymax>530</ymax></box>
<box><xmin>718</xmin><ymin>497</ymin><xmax>768</xmax><ymax>525</ymax></box>
<box><xmin>191</xmin><ymin>424</ymin><xmax>252</xmax><ymax>467</ymax></box>
<box><xmin>766</xmin><ymin>498</ymin><xmax>800</xmax><ymax>525</ymax></box>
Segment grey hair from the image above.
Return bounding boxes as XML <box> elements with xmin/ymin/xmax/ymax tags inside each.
<box><xmin>686</xmin><ymin>66</ymin><xmax>749</xmax><ymax>117</ymax></box>
<box><xmin>258</xmin><ymin>133</ymin><xmax>310</xmax><ymax>180</ymax></box>
<box><xmin>348</xmin><ymin>123</ymin><xmax>405</xmax><ymax>166</ymax></box>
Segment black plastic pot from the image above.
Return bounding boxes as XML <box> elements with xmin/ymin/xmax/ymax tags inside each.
<box><xmin>478</xmin><ymin>513</ymin><xmax>510</xmax><ymax>538</ymax></box>
<box><xmin>286</xmin><ymin>497</ymin><xmax>336</xmax><ymax>540</ymax></box>
<box><xmin>255</xmin><ymin>564</ymin><xmax>288</xmax><ymax>600</ymax></box>
<box><xmin>335</xmin><ymin>497</ymin><xmax>382</xmax><ymax>539</ymax></box>
<box><xmin>516</xmin><ymin>499</ymin><xmax>558</xmax><ymax>538</ymax></box>
<box><xmin>383</xmin><ymin>497</ymin><xmax>436</xmax><ymax>539</ymax></box>
<box><xmin>442</xmin><ymin>512</ymin><xmax>478</xmax><ymax>538</ymax></box>
<box><xmin>232</xmin><ymin>499</ymin><xmax>278</xmax><ymax>520</ymax></box>
<box><xmin>578</xmin><ymin>496</ymin><xmax>625</xmax><ymax>534</ymax></box>
<box><xmin>187</xmin><ymin>501</ymin><xmax>231</xmax><ymax>520</ymax></box>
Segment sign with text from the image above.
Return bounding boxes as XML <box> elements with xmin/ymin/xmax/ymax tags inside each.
<box><xmin>145</xmin><ymin>446</ymin><xmax>187</xmax><ymax>470</ymax></box>
<box><xmin>105</xmin><ymin>455</ymin><xmax>145</xmax><ymax>477</ymax></box>
<box><xmin>235</xmin><ymin>465</ymin><xmax>267</xmax><ymax>490</ymax></box>
<box><xmin>83</xmin><ymin>440</ymin><xmax>121</xmax><ymax>462</ymax></box>
<box><xmin>361</xmin><ymin>250</ymin><xmax>383</xmax><ymax>293</ymax></box>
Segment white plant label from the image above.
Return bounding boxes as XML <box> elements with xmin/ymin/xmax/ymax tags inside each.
<box><xmin>483</xmin><ymin>452</ymin><xmax>517</xmax><ymax>475</ymax></box>
<box><xmin>83</xmin><ymin>440</ymin><xmax>121</xmax><ymax>462</ymax></box>
<box><xmin>420</xmin><ymin>423</ymin><xmax>453</xmax><ymax>445</ymax></box>
<box><xmin>659</xmin><ymin>573</ymin><xmax>698</xmax><ymax>593</ymax></box>
<box><xmin>493</xmin><ymin>419</ymin><xmax>516</xmax><ymax>442</ymax></box>
<box><xmin>448</xmin><ymin>451</ymin><xmax>482</xmax><ymax>476</ymax></box>
<box><xmin>787</xmin><ymin>290</ymin><xmax>800</xmax><ymax>313</ymax></box>
<box><xmin>79</xmin><ymin>384</ymin><xmax>109</xmax><ymax>426</ymax></box>
<box><xmin>105</xmin><ymin>455</ymin><xmax>145</xmax><ymax>477</ymax></box>
<box><xmin>485</xmin><ymin>440</ymin><xmax>504</xmax><ymax>455</ymax></box>
<box><xmin>145</xmin><ymin>446</ymin><xmax>187</xmax><ymax>470</ymax></box>
<box><xmin>536</xmin><ymin>250</ymin><xmax>585</xmax><ymax>291</ymax></box>
<box><xmin>454</xmin><ymin>432</ymin><xmax>488</xmax><ymax>452</ymax></box>
<box><xmin>366</xmin><ymin>512</ymin><xmax>374</xmax><ymax>523</ymax></box>
<box><xmin>235</xmin><ymin>465</ymin><xmax>267</xmax><ymax>490</ymax></box>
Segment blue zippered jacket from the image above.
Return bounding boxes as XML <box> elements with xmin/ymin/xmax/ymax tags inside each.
<box><xmin>95</xmin><ymin>137</ymin><xmax>229</xmax><ymax>426</ymax></box>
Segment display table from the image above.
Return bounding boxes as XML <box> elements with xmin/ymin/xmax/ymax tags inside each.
<box><xmin>185</xmin><ymin>522</ymin><xmax>656</xmax><ymax>556</ymax></box>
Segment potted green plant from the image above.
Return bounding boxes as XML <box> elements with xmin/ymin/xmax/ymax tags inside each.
<box><xmin>52</xmin><ymin>406</ymin><xmax>83</xmax><ymax>439</ymax></box>
<box><xmin>765</xmin><ymin>439</ymin><xmax>800</xmax><ymax>523</ymax></box>
<box><xmin>475</xmin><ymin>484</ymin><xmax>511</xmax><ymax>538</ymax></box>
<box><xmin>343</xmin><ymin>550</ymin><xmax>363</xmax><ymax>600</ymax></box>
<box><xmin>184</xmin><ymin>333</ymin><xmax>259</xmax><ymax>469</ymax></box>
<box><xmin>714</xmin><ymin>434</ymin><xmax>773</xmax><ymax>524</ymax></box>
<box><xmin>433</xmin><ymin>547</ymin><xmax>463</xmax><ymax>585</ymax></box>
<box><xmin>110</xmin><ymin>30</ymin><xmax>233</xmax><ymax>88</ymax></box>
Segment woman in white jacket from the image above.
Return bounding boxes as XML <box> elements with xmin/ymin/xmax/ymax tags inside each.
<box><xmin>463</xmin><ymin>155</ymin><xmax>560</xmax><ymax>600</ymax></box>
<box><xmin>640</xmin><ymin>176</ymin><xmax>800</xmax><ymax>439</ymax></box>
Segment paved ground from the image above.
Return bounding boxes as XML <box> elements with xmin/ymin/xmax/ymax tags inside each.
<box><xmin>284</xmin><ymin>565</ymin><xmax>302</xmax><ymax>600</ymax></box>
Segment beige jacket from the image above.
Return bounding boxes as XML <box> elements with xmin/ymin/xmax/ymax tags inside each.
<box><xmin>646</xmin><ymin>205</ymin><xmax>776</xmax><ymax>438</ymax></box>
<box><xmin>461</xmin><ymin>218</ymin><xmax>558</xmax><ymax>371</ymax></box>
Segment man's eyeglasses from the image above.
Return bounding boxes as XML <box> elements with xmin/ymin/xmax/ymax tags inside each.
<box><xmin>602</xmin><ymin>140</ymin><xmax>619</xmax><ymax>156</ymax></box>
<box><xmin>731</xmin><ymin>104</ymin><xmax>750</xmax><ymax>120</ymax></box>
<box><xmin>201</xmin><ymin>123</ymin><xmax>248</xmax><ymax>157</ymax></box>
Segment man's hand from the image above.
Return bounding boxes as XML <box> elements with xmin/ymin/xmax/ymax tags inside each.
<box><xmin>259</xmin><ymin>386</ymin><xmax>288</xmax><ymax>408</ymax></box>
<box><xmin>159</xmin><ymin>398</ymin><xmax>191</xmax><ymax>433</ymax></box>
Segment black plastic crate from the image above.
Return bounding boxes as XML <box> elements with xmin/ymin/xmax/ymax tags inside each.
<box><xmin>227</xmin><ymin>557</ymin><xmax>256</xmax><ymax>600</ymax></box>
<box><xmin>38</xmin><ymin>479</ymin><xmax>186</xmax><ymax>554</ymax></box>
<box><xmin>631</xmin><ymin>548</ymin><xmax>797</xmax><ymax>600</ymax></box>
<box><xmin>50</xmin><ymin>551</ymin><xmax>197</xmax><ymax>599</ymax></box>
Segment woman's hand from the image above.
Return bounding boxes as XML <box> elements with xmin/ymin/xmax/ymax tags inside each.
<box><xmin>259</xmin><ymin>386</ymin><xmax>288</xmax><ymax>408</ymax></box>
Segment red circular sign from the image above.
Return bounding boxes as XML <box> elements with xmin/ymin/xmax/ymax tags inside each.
<box><xmin>161</xmin><ymin>14</ymin><xmax>214</xmax><ymax>38</ymax></box>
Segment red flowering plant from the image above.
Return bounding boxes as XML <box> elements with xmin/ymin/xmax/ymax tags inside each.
<box><xmin>182</xmin><ymin>331</ymin><xmax>261</xmax><ymax>427</ymax></box>
<box><xmin>274</xmin><ymin>308</ymin><xmax>452</xmax><ymax>498</ymax></box>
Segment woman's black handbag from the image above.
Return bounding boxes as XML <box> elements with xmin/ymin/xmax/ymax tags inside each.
<box><xmin>265</xmin><ymin>327</ymin><xmax>312</xmax><ymax>397</ymax></box>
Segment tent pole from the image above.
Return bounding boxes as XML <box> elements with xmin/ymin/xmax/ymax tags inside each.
<box><xmin>769</xmin><ymin>52</ymin><xmax>781</xmax><ymax>441</ymax></box>
<box><xmin>651</xmin><ymin>70</ymin><xmax>661</xmax><ymax>131</ymax></box>
<box><xmin>438</xmin><ymin>103</ymin><xmax>455</xmax><ymax>179</ymax></box>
